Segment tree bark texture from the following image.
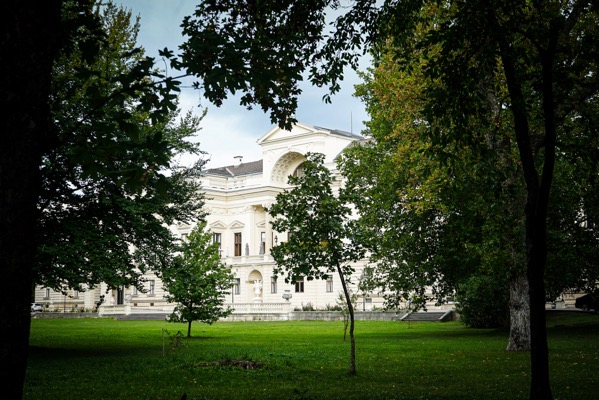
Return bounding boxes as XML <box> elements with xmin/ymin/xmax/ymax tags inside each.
<box><xmin>0</xmin><ymin>2</ymin><xmax>63</xmax><ymax>398</ymax></box>
<box><xmin>506</xmin><ymin>269</ymin><xmax>530</xmax><ymax>351</ymax></box>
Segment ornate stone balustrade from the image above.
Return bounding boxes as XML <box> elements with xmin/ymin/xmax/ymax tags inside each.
<box><xmin>228</xmin><ymin>302</ymin><xmax>291</xmax><ymax>314</ymax></box>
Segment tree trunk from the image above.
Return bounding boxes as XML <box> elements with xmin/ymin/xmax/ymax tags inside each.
<box><xmin>527</xmin><ymin>201</ymin><xmax>552</xmax><ymax>400</ymax></box>
<box><xmin>0</xmin><ymin>2</ymin><xmax>63</xmax><ymax>398</ymax></box>
<box><xmin>506</xmin><ymin>268</ymin><xmax>530</xmax><ymax>351</ymax></box>
<box><xmin>495</xmin><ymin>17</ymin><xmax>556</xmax><ymax>396</ymax></box>
<box><xmin>527</xmin><ymin>32</ymin><xmax>558</xmax><ymax>400</ymax></box>
<box><xmin>337</xmin><ymin>263</ymin><xmax>356</xmax><ymax>376</ymax></box>
<box><xmin>187</xmin><ymin>320</ymin><xmax>192</xmax><ymax>338</ymax></box>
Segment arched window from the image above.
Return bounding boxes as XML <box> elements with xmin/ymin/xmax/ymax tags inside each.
<box><xmin>292</xmin><ymin>162</ymin><xmax>305</xmax><ymax>178</ymax></box>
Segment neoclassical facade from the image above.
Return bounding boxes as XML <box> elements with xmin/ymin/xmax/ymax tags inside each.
<box><xmin>34</xmin><ymin>122</ymin><xmax>383</xmax><ymax>316</ymax></box>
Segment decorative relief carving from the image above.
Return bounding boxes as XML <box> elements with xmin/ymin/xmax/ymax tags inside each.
<box><xmin>271</xmin><ymin>152</ymin><xmax>306</xmax><ymax>184</ymax></box>
<box><xmin>207</xmin><ymin>207</ymin><xmax>227</xmax><ymax>216</ymax></box>
<box><xmin>229</xmin><ymin>207</ymin><xmax>246</xmax><ymax>215</ymax></box>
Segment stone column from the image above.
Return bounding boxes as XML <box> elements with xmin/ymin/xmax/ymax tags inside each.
<box><xmin>264</xmin><ymin>204</ymin><xmax>272</xmax><ymax>258</ymax></box>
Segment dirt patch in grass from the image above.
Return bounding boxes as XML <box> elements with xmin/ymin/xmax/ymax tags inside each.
<box><xmin>196</xmin><ymin>359</ymin><xmax>263</xmax><ymax>369</ymax></box>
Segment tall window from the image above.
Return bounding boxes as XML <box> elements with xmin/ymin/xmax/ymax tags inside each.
<box><xmin>259</xmin><ymin>232</ymin><xmax>266</xmax><ymax>254</ymax></box>
<box><xmin>234</xmin><ymin>232</ymin><xmax>242</xmax><ymax>256</ymax></box>
<box><xmin>294</xmin><ymin>277</ymin><xmax>305</xmax><ymax>293</ymax></box>
<box><xmin>132</xmin><ymin>286</ymin><xmax>138</xmax><ymax>296</ymax></box>
<box><xmin>233</xmin><ymin>278</ymin><xmax>240</xmax><ymax>295</ymax></box>
<box><xmin>73</xmin><ymin>290</ymin><xmax>79</xmax><ymax>298</ymax></box>
<box><xmin>271</xmin><ymin>276</ymin><xmax>277</xmax><ymax>294</ymax></box>
<box><xmin>149</xmin><ymin>280</ymin><xmax>155</xmax><ymax>295</ymax></box>
<box><xmin>212</xmin><ymin>232</ymin><xmax>222</xmax><ymax>247</ymax></box>
<box><xmin>44</xmin><ymin>288</ymin><xmax>50</xmax><ymax>299</ymax></box>
<box><xmin>326</xmin><ymin>276</ymin><xmax>333</xmax><ymax>292</ymax></box>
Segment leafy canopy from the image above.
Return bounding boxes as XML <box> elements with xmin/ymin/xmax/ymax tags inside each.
<box><xmin>162</xmin><ymin>221</ymin><xmax>233</xmax><ymax>336</ymax></box>
<box><xmin>35</xmin><ymin>1</ymin><xmax>206</xmax><ymax>292</ymax></box>
<box><xmin>269</xmin><ymin>153</ymin><xmax>364</xmax><ymax>283</ymax></box>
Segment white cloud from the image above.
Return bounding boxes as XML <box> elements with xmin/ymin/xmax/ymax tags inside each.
<box><xmin>120</xmin><ymin>0</ymin><xmax>369</xmax><ymax>169</ymax></box>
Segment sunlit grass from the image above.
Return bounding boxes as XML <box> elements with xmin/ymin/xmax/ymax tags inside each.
<box><xmin>25</xmin><ymin>311</ymin><xmax>599</xmax><ymax>400</ymax></box>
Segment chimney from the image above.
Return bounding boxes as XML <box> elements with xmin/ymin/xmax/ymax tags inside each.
<box><xmin>234</xmin><ymin>155</ymin><xmax>243</xmax><ymax>166</ymax></box>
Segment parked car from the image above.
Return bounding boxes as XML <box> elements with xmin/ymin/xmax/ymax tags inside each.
<box><xmin>31</xmin><ymin>303</ymin><xmax>43</xmax><ymax>312</ymax></box>
<box><xmin>574</xmin><ymin>293</ymin><xmax>599</xmax><ymax>312</ymax></box>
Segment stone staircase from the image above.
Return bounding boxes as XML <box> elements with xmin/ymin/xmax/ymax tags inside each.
<box><xmin>400</xmin><ymin>310</ymin><xmax>454</xmax><ymax>322</ymax></box>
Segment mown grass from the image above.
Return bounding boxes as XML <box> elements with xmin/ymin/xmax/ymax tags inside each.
<box><xmin>25</xmin><ymin>311</ymin><xmax>599</xmax><ymax>400</ymax></box>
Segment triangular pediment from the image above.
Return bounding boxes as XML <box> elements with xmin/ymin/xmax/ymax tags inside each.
<box><xmin>229</xmin><ymin>220</ymin><xmax>245</xmax><ymax>229</ymax></box>
<box><xmin>210</xmin><ymin>221</ymin><xmax>227</xmax><ymax>230</ymax></box>
<box><xmin>255</xmin><ymin>220</ymin><xmax>266</xmax><ymax>229</ymax></box>
<box><xmin>257</xmin><ymin>122</ymin><xmax>319</xmax><ymax>145</ymax></box>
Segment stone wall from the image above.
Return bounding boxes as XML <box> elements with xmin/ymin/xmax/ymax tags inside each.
<box><xmin>33</xmin><ymin>310</ymin><xmax>409</xmax><ymax>322</ymax></box>
<box><xmin>289</xmin><ymin>311</ymin><xmax>405</xmax><ymax>321</ymax></box>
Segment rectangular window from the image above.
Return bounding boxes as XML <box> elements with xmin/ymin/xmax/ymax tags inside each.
<box><xmin>212</xmin><ymin>232</ymin><xmax>222</xmax><ymax>248</ymax></box>
<box><xmin>132</xmin><ymin>286</ymin><xmax>138</xmax><ymax>296</ymax></box>
<box><xmin>149</xmin><ymin>280</ymin><xmax>155</xmax><ymax>295</ymax></box>
<box><xmin>259</xmin><ymin>232</ymin><xmax>266</xmax><ymax>254</ymax></box>
<box><xmin>73</xmin><ymin>290</ymin><xmax>79</xmax><ymax>298</ymax></box>
<box><xmin>233</xmin><ymin>278</ymin><xmax>240</xmax><ymax>295</ymax></box>
<box><xmin>326</xmin><ymin>276</ymin><xmax>333</xmax><ymax>292</ymax></box>
<box><xmin>44</xmin><ymin>288</ymin><xmax>50</xmax><ymax>299</ymax></box>
<box><xmin>294</xmin><ymin>278</ymin><xmax>305</xmax><ymax>293</ymax></box>
<box><xmin>234</xmin><ymin>232</ymin><xmax>242</xmax><ymax>256</ymax></box>
<box><xmin>271</xmin><ymin>276</ymin><xmax>277</xmax><ymax>294</ymax></box>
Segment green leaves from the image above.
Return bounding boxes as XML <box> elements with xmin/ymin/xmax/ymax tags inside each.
<box><xmin>269</xmin><ymin>152</ymin><xmax>363</xmax><ymax>283</ymax></box>
<box><xmin>179</xmin><ymin>1</ymin><xmax>331</xmax><ymax>129</ymax></box>
<box><xmin>162</xmin><ymin>221</ymin><xmax>233</xmax><ymax>333</ymax></box>
<box><xmin>35</xmin><ymin>1</ymin><xmax>206</xmax><ymax>292</ymax></box>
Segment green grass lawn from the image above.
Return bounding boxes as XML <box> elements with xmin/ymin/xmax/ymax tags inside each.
<box><xmin>24</xmin><ymin>311</ymin><xmax>599</xmax><ymax>400</ymax></box>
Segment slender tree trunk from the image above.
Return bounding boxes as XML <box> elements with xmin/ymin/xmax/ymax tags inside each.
<box><xmin>187</xmin><ymin>320</ymin><xmax>192</xmax><ymax>338</ymax></box>
<box><xmin>0</xmin><ymin>2</ymin><xmax>63</xmax><ymax>398</ymax></box>
<box><xmin>497</xmin><ymin>29</ymin><xmax>555</xmax><ymax>399</ymax></box>
<box><xmin>506</xmin><ymin>268</ymin><xmax>530</xmax><ymax>351</ymax></box>
<box><xmin>337</xmin><ymin>263</ymin><xmax>356</xmax><ymax>376</ymax></box>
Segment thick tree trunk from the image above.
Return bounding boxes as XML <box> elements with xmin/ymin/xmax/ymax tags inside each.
<box><xmin>527</xmin><ymin>202</ymin><xmax>552</xmax><ymax>400</ymax></box>
<box><xmin>527</xmin><ymin>32</ymin><xmax>558</xmax><ymax>400</ymax></box>
<box><xmin>506</xmin><ymin>269</ymin><xmax>530</xmax><ymax>351</ymax></box>
<box><xmin>0</xmin><ymin>2</ymin><xmax>63</xmax><ymax>398</ymax></box>
<box><xmin>337</xmin><ymin>263</ymin><xmax>356</xmax><ymax>376</ymax></box>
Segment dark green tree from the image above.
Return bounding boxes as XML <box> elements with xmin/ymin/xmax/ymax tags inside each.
<box><xmin>177</xmin><ymin>2</ymin><xmax>599</xmax><ymax>398</ymax></box>
<box><xmin>268</xmin><ymin>152</ymin><xmax>365</xmax><ymax>376</ymax></box>
<box><xmin>162</xmin><ymin>221</ymin><xmax>233</xmax><ymax>338</ymax></box>
<box><xmin>2</xmin><ymin>2</ymin><xmax>77</xmax><ymax>397</ymax></box>
<box><xmin>36</xmin><ymin>2</ymin><xmax>206</xmax><ymax>293</ymax></box>
<box><xmin>340</xmin><ymin>39</ymin><xmax>529</xmax><ymax>346</ymax></box>
<box><xmin>1</xmin><ymin>1</ymin><xmax>200</xmax><ymax>396</ymax></box>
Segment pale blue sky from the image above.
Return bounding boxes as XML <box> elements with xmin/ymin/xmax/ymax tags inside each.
<box><xmin>118</xmin><ymin>0</ymin><xmax>368</xmax><ymax>168</ymax></box>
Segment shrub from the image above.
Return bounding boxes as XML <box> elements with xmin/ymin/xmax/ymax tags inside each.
<box><xmin>456</xmin><ymin>274</ymin><xmax>509</xmax><ymax>328</ymax></box>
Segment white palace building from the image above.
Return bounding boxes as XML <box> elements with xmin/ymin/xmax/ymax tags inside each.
<box><xmin>34</xmin><ymin>122</ymin><xmax>387</xmax><ymax>318</ymax></box>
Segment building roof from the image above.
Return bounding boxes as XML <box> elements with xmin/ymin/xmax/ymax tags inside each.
<box><xmin>312</xmin><ymin>125</ymin><xmax>363</xmax><ymax>140</ymax></box>
<box><xmin>205</xmin><ymin>159</ymin><xmax>264</xmax><ymax>177</ymax></box>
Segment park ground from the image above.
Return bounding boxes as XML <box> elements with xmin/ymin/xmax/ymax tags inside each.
<box><xmin>24</xmin><ymin>311</ymin><xmax>599</xmax><ymax>400</ymax></box>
